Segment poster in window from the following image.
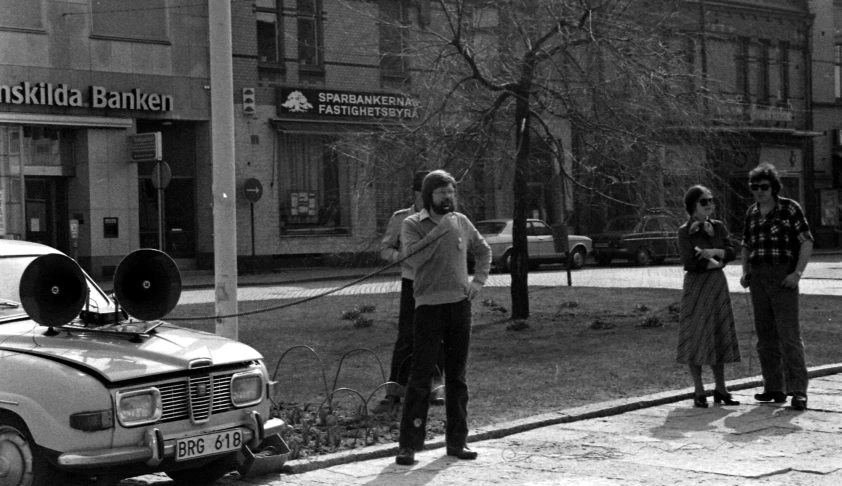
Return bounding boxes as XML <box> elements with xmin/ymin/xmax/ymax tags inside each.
<box><xmin>820</xmin><ymin>189</ymin><xmax>839</xmax><ymax>227</ymax></box>
<box><xmin>290</xmin><ymin>193</ymin><xmax>299</xmax><ymax>215</ymax></box>
<box><xmin>298</xmin><ymin>192</ymin><xmax>309</xmax><ymax>215</ymax></box>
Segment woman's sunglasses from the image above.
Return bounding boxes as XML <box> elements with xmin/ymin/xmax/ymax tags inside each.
<box><xmin>698</xmin><ymin>197</ymin><xmax>715</xmax><ymax>207</ymax></box>
<box><xmin>750</xmin><ymin>183</ymin><xmax>771</xmax><ymax>192</ymax></box>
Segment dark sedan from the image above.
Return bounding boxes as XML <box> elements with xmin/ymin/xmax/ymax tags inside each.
<box><xmin>589</xmin><ymin>214</ymin><xmax>681</xmax><ymax>266</ymax></box>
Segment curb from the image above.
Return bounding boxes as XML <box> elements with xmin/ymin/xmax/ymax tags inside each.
<box><xmin>282</xmin><ymin>362</ymin><xmax>842</xmax><ymax>475</ymax></box>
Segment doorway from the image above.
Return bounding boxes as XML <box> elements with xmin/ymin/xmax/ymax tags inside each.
<box><xmin>25</xmin><ymin>177</ymin><xmax>69</xmax><ymax>253</ymax></box>
<box><xmin>137</xmin><ymin>121</ymin><xmax>197</xmax><ymax>260</ymax></box>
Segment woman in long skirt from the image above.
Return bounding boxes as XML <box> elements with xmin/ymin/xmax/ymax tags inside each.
<box><xmin>676</xmin><ymin>185</ymin><xmax>741</xmax><ymax>408</ymax></box>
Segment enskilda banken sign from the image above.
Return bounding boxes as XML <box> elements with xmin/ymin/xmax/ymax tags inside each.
<box><xmin>0</xmin><ymin>82</ymin><xmax>173</xmax><ymax>112</ymax></box>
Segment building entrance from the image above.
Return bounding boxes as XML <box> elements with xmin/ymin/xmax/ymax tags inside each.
<box><xmin>25</xmin><ymin>177</ymin><xmax>68</xmax><ymax>253</ymax></box>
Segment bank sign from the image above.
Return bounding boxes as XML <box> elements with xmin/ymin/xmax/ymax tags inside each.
<box><xmin>0</xmin><ymin>81</ymin><xmax>172</xmax><ymax>112</ymax></box>
<box><xmin>276</xmin><ymin>87</ymin><xmax>419</xmax><ymax>121</ymax></box>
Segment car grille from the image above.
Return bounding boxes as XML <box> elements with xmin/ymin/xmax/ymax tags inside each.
<box><xmin>157</xmin><ymin>372</ymin><xmax>236</xmax><ymax>424</ymax></box>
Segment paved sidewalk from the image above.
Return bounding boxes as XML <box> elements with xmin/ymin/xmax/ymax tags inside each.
<box><xmin>126</xmin><ymin>365</ymin><xmax>842</xmax><ymax>485</ymax></box>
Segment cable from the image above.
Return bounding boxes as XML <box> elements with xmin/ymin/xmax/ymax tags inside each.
<box><xmin>166</xmin><ymin>230</ymin><xmax>448</xmax><ymax>321</ymax></box>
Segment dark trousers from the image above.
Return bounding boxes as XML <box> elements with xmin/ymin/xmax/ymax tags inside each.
<box><xmin>749</xmin><ymin>263</ymin><xmax>809</xmax><ymax>395</ymax></box>
<box><xmin>386</xmin><ymin>278</ymin><xmax>443</xmax><ymax>395</ymax></box>
<box><xmin>398</xmin><ymin>299</ymin><xmax>471</xmax><ymax>450</ymax></box>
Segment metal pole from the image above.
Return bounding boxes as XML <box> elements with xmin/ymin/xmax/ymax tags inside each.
<box><xmin>157</xmin><ymin>161</ymin><xmax>164</xmax><ymax>251</ymax></box>
<box><xmin>209</xmin><ymin>0</ymin><xmax>238</xmax><ymax>340</ymax></box>
<box><xmin>250</xmin><ymin>202</ymin><xmax>255</xmax><ymax>274</ymax></box>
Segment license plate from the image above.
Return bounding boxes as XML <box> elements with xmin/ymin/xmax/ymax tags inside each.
<box><xmin>594</xmin><ymin>242</ymin><xmax>609</xmax><ymax>248</ymax></box>
<box><xmin>175</xmin><ymin>429</ymin><xmax>243</xmax><ymax>461</ymax></box>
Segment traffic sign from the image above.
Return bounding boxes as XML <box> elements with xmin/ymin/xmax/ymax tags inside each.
<box><xmin>151</xmin><ymin>161</ymin><xmax>172</xmax><ymax>190</ymax></box>
<box><xmin>243</xmin><ymin>178</ymin><xmax>263</xmax><ymax>203</ymax></box>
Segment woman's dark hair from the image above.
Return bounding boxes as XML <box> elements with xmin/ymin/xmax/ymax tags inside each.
<box><xmin>683</xmin><ymin>185</ymin><xmax>711</xmax><ymax>216</ymax></box>
<box><xmin>748</xmin><ymin>162</ymin><xmax>782</xmax><ymax>196</ymax></box>
<box><xmin>421</xmin><ymin>170</ymin><xmax>457</xmax><ymax>210</ymax></box>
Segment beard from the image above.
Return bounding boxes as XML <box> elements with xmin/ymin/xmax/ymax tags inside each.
<box><xmin>431</xmin><ymin>198</ymin><xmax>456</xmax><ymax>215</ymax></box>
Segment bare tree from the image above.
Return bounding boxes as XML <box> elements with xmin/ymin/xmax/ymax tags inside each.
<box><xmin>339</xmin><ymin>0</ymin><xmax>742</xmax><ymax>319</ymax></box>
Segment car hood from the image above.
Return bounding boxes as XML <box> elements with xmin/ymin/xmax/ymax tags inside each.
<box><xmin>0</xmin><ymin>320</ymin><xmax>263</xmax><ymax>383</ymax></box>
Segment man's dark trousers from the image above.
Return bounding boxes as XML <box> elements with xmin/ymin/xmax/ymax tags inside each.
<box><xmin>387</xmin><ymin>278</ymin><xmax>443</xmax><ymax>393</ymax></box>
<box><xmin>399</xmin><ymin>299</ymin><xmax>471</xmax><ymax>450</ymax></box>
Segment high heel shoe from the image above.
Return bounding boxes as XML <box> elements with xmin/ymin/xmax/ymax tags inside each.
<box><xmin>713</xmin><ymin>390</ymin><xmax>740</xmax><ymax>405</ymax></box>
<box><xmin>693</xmin><ymin>394</ymin><xmax>708</xmax><ymax>408</ymax></box>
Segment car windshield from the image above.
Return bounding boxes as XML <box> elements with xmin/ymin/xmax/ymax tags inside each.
<box><xmin>0</xmin><ymin>254</ymin><xmax>112</xmax><ymax>322</ymax></box>
<box><xmin>603</xmin><ymin>216</ymin><xmax>639</xmax><ymax>232</ymax></box>
<box><xmin>476</xmin><ymin>221</ymin><xmax>507</xmax><ymax>235</ymax></box>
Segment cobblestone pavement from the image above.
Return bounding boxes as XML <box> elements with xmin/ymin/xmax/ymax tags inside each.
<box><xmin>123</xmin><ymin>370</ymin><xmax>842</xmax><ymax>485</ymax></box>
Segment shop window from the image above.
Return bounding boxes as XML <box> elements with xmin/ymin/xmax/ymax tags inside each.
<box><xmin>379</xmin><ymin>0</ymin><xmax>409</xmax><ymax>84</ymax></box>
<box><xmin>0</xmin><ymin>0</ymin><xmax>42</xmax><ymax>31</ymax></box>
<box><xmin>297</xmin><ymin>0</ymin><xmax>324</xmax><ymax>75</ymax></box>
<box><xmin>279</xmin><ymin>135</ymin><xmax>348</xmax><ymax>235</ymax></box>
<box><xmin>91</xmin><ymin>0</ymin><xmax>168</xmax><ymax>42</ymax></box>
<box><xmin>257</xmin><ymin>0</ymin><xmax>285</xmax><ymax>82</ymax></box>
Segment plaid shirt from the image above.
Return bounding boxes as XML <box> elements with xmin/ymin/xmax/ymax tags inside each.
<box><xmin>741</xmin><ymin>196</ymin><xmax>813</xmax><ymax>266</ymax></box>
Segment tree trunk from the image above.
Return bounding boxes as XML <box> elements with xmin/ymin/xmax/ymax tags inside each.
<box><xmin>510</xmin><ymin>86</ymin><xmax>531</xmax><ymax>319</ymax></box>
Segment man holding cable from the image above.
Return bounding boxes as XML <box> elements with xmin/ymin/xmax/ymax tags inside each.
<box><xmin>740</xmin><ymin>162</ymin><xmax>813</xmax><ymax>410</ymax></box>
<box><xmin>395</xmin><ymin>170</ymin><xmax>491</xmax><ymax>465</ymax></box>
<box><xmin>378</xmin><ymin>170</ymin><xmax>445</xmax><ymax>411</ymax></box>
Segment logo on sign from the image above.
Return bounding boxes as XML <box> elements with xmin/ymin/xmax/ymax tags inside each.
<box><xmin>281</xmin><ymin>91</ymin><xmax>313</xmax><ymax>113</ymax></box>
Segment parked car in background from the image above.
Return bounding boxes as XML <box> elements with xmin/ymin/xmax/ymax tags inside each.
<box><xmin>0</xmin><ymin>240</ymin><xmax>285</xmax><ymax>485</ymax></box>
<box><xmin>589</xmin><ymin>214</ymin><xmax>682</xmax><ymax>266</ymax></box>
<box><xmin>474</xmin><ymin>218</ymin><xmax>592</xmax><ymax>271</ymax></box>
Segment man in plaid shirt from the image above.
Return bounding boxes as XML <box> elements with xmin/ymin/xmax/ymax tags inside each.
<box><xmin>739</xmin><ymin>162</ymin><xmax>814</xmax><ymax>410</ymax></box>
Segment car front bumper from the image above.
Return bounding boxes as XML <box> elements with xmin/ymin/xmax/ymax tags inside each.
<box><xmin>57</xmin><ymin>411</ymin><xmax>285</xmax><ymax>469</ymax></box>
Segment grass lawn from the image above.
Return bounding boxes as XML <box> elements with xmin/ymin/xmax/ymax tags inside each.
<box><xmin>168</xmin><ymin>285</ymin><xmax>842</xmax><ymax>455</ymax></box>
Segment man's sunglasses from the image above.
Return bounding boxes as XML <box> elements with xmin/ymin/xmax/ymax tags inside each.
<box><xmin>750</xmin><ymin>183</ymin><xmax>771</xmax><ymax>192</ymax></box>
<box><xmin>698</xmin><ymin>197</ymin><xmax>715</xmax><ymax>207</ymax></box>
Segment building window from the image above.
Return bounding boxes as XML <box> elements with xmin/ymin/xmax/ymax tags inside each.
<box><xmin>778</xmin><ymin>41</ymin><xmax>790</xmax><ymax>103</ymax></box>
<box><xmin>756</xmin><ymin>40</ymin><xmax>770</xmax><ymax>104</ymax></box>
<box><xmin>278</xmin><ymin>135</ymin><xmax>348</xmax><ymax>235</ymax></box>
<box><xmin>379</xmin><ymin>0</ymin><xmax>409</xmax><ymax>84</ymax></box>
<box><xmin>297</xmin><ymin>0</ymin><xmax>324</xmax><ymax>73</ymax></box>
<box><xmin>0</xmin><ymin>0</ymin><xmax>42</xmax><ymax>31</ymax></box>
<box><xmin>735</xmin><ymin>37</ymin><xmax>750</xmax><ymax>102</ymax></box>
<box><xmin>91</xmin><ymin>0</ymin><xmax>168</xmax><ymax>42</ymax></box>
<box><xmin>256</xmin><ymin>0</ymin><xmax>285</xmax><ymax>81</ymax></box>
<box><xmin>835</xmin><ymin>44</ymin><xmax>842</xmax><ymax>101</ymax></box>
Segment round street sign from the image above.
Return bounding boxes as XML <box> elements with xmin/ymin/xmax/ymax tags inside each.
<box><xmin>150</xmin><ymin>161</ymin><xmax>172</xmax><ymax>190</ymax></box>
<box><xmin>243</xmin><ymin>178</ymin><xmax>263</xmax><ymax>203</ymax></box>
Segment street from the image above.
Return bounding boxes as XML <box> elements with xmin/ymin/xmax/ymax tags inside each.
<box><xmin>176</xmin><ymin>255</ymin><xmax>842</xmax><ymax>307</ymax></box>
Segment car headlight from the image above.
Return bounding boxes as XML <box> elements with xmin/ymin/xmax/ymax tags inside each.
<box><xmin>230</xmin><ymin>370</ymin><xmax>265</xmax><ymax>407</ymax></box>
<box><xmin>116</xmin><ymin>388</ymin><xmax>162</xmax><ymax>427</ymax></box>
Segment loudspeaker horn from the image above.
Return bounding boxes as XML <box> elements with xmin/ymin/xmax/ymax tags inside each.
<box><xmin>19</xmin><ymin>253</ymin><xmax>88</xmax><ymax>327</ymax></box>
<box><xmin>113</xmin><ymin>249</ymin><xmax>182</xmax><ymax>321</ymax></box>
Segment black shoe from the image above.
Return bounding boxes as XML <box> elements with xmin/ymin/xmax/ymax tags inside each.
<box><xmin>791</xmin><ymin>394</ymin><xmax>808</xmax><ymax>411</ymax></box>
<box><xmin>395</xmin><ymin>447</ymin><xmax>415</xmax><ymax>465</ymax></box>
<box><xmin>446</xmin><ymin>445</ymin><xmax>478</xmax><ymax>460</ymax></box>
<box><xmin>374</xmin><ymin>395</ymin><xmax>400</xmax><ymax>413</ymax></box>
<box><xmin>713</xmin><ymin>390</ymin><xmax>740</xmax><ymax>406</ymax></box>
<box><xmin>693</xmin><ymin>394</ymin><xmax>708</xmax><ymax>408</ymax></box>
<box><xmin>754</xmin><ymin>391</ymin><xmax>787</xmax><ymax>403</ymax></box>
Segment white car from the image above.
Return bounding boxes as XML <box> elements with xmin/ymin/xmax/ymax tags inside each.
<box><xmin>0</xmin><ymin>240</ymin><xmax>285</xmax><ymax>485</ymax></box>
<box><xmin>474</xmin><ymin>219</ymin><xmax>592</xmax><ymax>271</ymax></box>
